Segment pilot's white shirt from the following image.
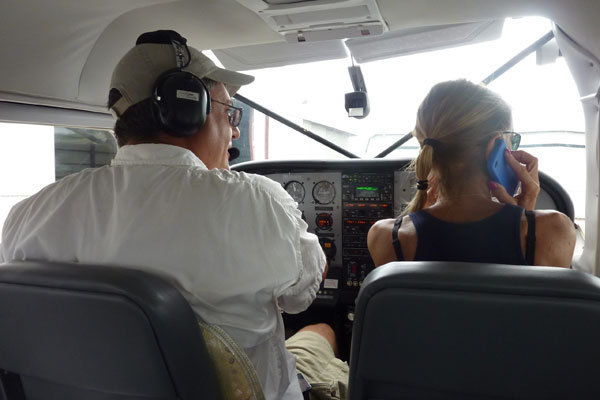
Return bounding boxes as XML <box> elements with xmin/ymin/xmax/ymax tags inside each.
<box><xmin>1</xmin><ymin>143</ymin><xmax>326</xmax><ymax>400</ymax></box>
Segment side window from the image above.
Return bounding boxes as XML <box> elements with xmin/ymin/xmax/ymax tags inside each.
<box><xmin>229</xmin><ymin>100</ymin><xmax>253</xmax><ymax>165</ymax></box>
<box><xmin>0</xmin><ymin>123</ymin><xmax>116</xmax><ymax>240</ymax></box>
<box><xmin>55</xmin><ymin>127</ymin><xmax>117</xmax><ymax>179</ymax></box>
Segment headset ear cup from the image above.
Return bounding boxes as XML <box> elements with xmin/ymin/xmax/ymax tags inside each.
<box><xmin>152</xmin><ymin>71</ymin><xmax>172</xmax><ymax>130</ymax></box>
<box><xmin>151</xmin><ymin>70</ymin><xmax>208</xmax><ymax>136</ymax></box>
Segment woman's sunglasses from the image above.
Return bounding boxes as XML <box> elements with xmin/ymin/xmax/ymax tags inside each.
<box><xmin>501</xmin><ymin>131</ymin><xmax>521</xmax><ymax>151</ymax></box>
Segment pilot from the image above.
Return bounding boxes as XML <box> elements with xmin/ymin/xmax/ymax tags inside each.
<box><xmin>368</xmin><ymin>79</ymin><xmax>576</xmax><ymax>268</ymax></box>
<box><xmin>0</xmin><ymin>30</ymin><xmax>348</xmax><ymax>399</ymax></box>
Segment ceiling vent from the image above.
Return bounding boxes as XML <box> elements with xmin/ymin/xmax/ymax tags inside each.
<box><xmin>235</xmin><ymin>0</ymin><xmax>388</xmax><ymax>43</ymax></box>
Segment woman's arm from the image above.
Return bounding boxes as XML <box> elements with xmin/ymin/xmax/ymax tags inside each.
<box><xmin>488</xmin><ymin>149</ymin><xmax>575</xmax><ymax>267</ymax></box>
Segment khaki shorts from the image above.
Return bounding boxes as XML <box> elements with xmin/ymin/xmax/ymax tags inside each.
<box><xmin>286</xmin><ymin>331</ymin><xmax>349</xmax><ymax>400</ymax></box>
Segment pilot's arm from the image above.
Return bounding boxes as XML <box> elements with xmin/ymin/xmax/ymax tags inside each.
<box><xmin>254</xmin><ymin>175</ymin><xmax>327</xmax><ymax>313</ymax></box>
<box><xmin>275</xmin><ymin>210</ymin><xmax>326</xmax><ymax>314</ymax></box>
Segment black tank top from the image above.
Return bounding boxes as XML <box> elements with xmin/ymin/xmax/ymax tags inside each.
<box><xmin>392</xmin><ymin>204</ymin><xmax>536</xmax><ymax>265</ymax></box>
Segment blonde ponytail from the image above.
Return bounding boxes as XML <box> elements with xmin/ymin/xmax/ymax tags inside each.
<box><xmin>403</xmin><ymin>143</ymin><xmax>434</xmax><ymax>215</ymax></box>
<box><xmin>400</xmin><ymin>79</ymin><xmax>512</xmax><ymax>217</ymax></box>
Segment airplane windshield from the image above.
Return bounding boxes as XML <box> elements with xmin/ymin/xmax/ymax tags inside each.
<box><xmin>234</xmin><ymin>16</ymin><xmax>585</xmax><ymax>224</ymax></box>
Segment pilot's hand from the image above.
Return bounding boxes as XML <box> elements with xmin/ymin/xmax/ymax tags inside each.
<box><xmin>488</xmin><ymin>149</ymin><xmax>540</xmax><ymax>210</ymax></box>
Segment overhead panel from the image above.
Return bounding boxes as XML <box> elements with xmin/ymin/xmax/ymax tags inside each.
<box><xmin>0</xmin><ymin>0</ymin><xmax>174</xmax><ymax>112</ymax></box>
<box><xmin>346</xmin><ymin>20</ymin><xmax>504</xmax><ymax>63</ymax></box>
<box><xmin>235</xmin><ymin>0</ymin><xmax>388</xmax><ymax>43</ymax></box>
<box><xmin>214</xmin><ymin>17</ymin><xmax>505</xmax><ymax>71</ymax></box>
<box><xmin>213</xmin><ymin>40</ymin><xmax>347</xmax><ymax>71</ymax></box>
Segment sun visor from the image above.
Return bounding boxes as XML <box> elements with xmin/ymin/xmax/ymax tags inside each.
<box><xmin>235</xmin><ymin>0</ymin><xmax>387</xmax><ymax>43</ymax></box>
<box><xmin>346</xmin><ymin>20</ymin><xmax>504</xmax><ymax>63</ymax></box>
<box><xmin>213</xmin><ymin>40</ymin><xmax>347</xmax><ymax>71</ymax></box>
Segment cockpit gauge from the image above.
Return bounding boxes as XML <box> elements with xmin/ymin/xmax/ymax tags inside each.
<box><xmin>312</xmin><ymin>181</ymin><xmax>336</xmax><ymax>204</ymax></box>
<box><xmin>284</xmin><ymin>180</ymin><xmax>305</xmax><ymax>203</ymax></box>
<box><xmin>316</xmin><ymin>213</ymin><xmax>333</xmax><ymax>230</ymax></box>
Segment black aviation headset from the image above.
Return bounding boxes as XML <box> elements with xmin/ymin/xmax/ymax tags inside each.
<box><xmin>137</xmin><ymin>30</ymin><xmax>211</xmax><ymax>137</ymax></box>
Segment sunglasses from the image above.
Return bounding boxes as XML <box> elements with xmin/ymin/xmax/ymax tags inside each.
<box><xmin>211</xmin><ymin>99</ymin><xmax>243</xmax><ymax>128</ymax></box>
<box><xmin>501</xmin><ymin>131</ymin><xmax>521</xmax><ymax>151</ymax></box>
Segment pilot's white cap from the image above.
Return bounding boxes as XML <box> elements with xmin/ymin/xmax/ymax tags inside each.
<box><xmin>109</xmin><ymin>30</ymin><xmax>254</xmax><ymax>117</ymax></box>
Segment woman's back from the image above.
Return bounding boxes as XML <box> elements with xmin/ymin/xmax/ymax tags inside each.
<box><xmin>398</xmin><ymin>203</ymin><xmax>531</xmax><ymax>264</ymax></box>
<box><xmin>369</xmin><ymin>201</ymin><xmax>574</xmax><ymax>268</ymax></box>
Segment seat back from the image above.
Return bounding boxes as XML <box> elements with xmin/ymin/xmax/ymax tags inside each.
<box><xmin>348</xmin><ymin>262</ymin><xmax>600</xmax><ymax>399</ymax></box>
<box><xmin>0</xmin><ymin>261</ymin><xmax>222</xmax><ymax>400</ymax></box>
<box><xmin>538</xmin><ymin>170</ymin><xmax>575</xmax><ymax>221</ymax></box>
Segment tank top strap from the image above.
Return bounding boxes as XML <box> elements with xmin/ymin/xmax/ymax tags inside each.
<box><xmin>524</xmin><ymin>210</ymin><xmax>536</xmax><ymax>265</ymax></box>
<box><xmin>392</xmin><ymin>217</ymin><xmax>404</xmax><ymax>261</ymax></box>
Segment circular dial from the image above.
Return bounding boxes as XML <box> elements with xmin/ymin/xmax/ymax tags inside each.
<box><xmin>284</xmin><ymin>180</ymin><xmax>305</xmax><ymax>203</ymax></box>
<box><xmin>312</xmin><ymin>181</ymin><xmax>336</xmax><ymax>204</ymax></box>
<box><xmin>315</xmin><ymin>213</ymin><xmax>333</xmax><ymax>230</ymax></box>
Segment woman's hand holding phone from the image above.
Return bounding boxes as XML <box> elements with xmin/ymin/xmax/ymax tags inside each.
<box><xmin>489</xmin><ymin>149</ymin><xmax>540</xmax><ymax>210</ymax></box>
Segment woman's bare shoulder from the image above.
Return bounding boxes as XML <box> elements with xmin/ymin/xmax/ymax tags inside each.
<box><xmin>368</xmin><ymin>218</ymin><xmax>396</xmax><ymax>251</ymax></box>
<box><xmin>534</xmin><ymin>210</ymin><xmax>574</xmax><ymax>232</ymax></box>
<box><xmin>369</xmin><ymin>218</ymin><xmax>396</xmax><ymax>235</ymax></box>
<box><xmin>532</xmin><ymin>210</ymin><xmax>576</xmax><ymax>268</ymax></box>
<box><xmin>369</xmin><ymin>216</ymin><xmax>414</xmax><ymax>240</ymax></box>
<box><xmin>368</xmin><ymin>216</ymin><xmax>417</xmax><ymax>266</ymax></box>
<box><xmin>368</xmin><ymin>218</ymin><xmax>396</xmax><ymax>267</ymax></box>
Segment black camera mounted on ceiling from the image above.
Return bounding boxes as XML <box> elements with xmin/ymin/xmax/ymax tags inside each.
<box><xmin>345</xmin><ymin>63</ymin><xmax>370</xmax><ymax>119</ymax></box>
<box><xmin>137</xmin><ymin>30</ymin><xmax>211</xmax><ymax>137</ymax></box>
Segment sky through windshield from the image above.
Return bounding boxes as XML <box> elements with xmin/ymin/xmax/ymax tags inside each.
<box><xmin>237</xmin><ymin>17</ymin><xmax>583</xmax><ymax>155</ymax></box>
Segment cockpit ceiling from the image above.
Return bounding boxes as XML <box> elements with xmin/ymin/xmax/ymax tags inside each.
<box><xmin>0</xmin><ymin>0</ymin><xmax>599</xmax><ymax>114</ymax></box>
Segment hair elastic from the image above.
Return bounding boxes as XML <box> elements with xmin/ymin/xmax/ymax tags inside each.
<box><xmin>417</xmin><ymin>180</ymin><xmax>428</xmax><ymax>190</ymax></box>
<box><xmin>423</xmin><ymin>138</ymin><xmax>440</xmax><ymax>149</ymax></box>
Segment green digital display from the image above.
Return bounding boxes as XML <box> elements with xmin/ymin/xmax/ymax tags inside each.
<box><xmin>356</xmin><ymin>187</ymin><xmax>377</xmax><ymax>191</ymax></box>
<box><xmin>355</xmin><ymin>186</ymin><xmax>379</xmax><ymax>198</ymax></box>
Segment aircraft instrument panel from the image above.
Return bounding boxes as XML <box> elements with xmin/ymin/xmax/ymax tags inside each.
<box><xmin>265</xmin><ymin>168</ymin><xmax>416</xmax><ymax>305</ymax></box>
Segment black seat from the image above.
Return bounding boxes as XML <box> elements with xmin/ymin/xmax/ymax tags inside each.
<box><xmin>0</xmin><ymin>261</ymin><xmax>222</xmax><ymax>400</ymax></box>
<box><xmin>348</xmin><ymin>261</ymin><xmax>600</xmax><ymax>399</ymax></box>
<box><xmin>538</xmin><ymin>170</ymin><xmax>575</xmax><ymax>221</ymax></box>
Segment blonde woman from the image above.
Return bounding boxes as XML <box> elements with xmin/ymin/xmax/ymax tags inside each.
<box><xmin>368</xmin><ymin>80</ymin><xmax>576</xmax><ymax>268</ymax></box>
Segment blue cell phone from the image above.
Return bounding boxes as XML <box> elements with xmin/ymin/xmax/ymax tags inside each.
<box><xmin>487</xmin><ymin>139</ymin><xmax>519</xmax><ymax>196</ymax></box>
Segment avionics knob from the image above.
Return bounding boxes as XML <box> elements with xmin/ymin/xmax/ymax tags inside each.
<box><xmin>319</xmin><ymin>238</ymin><xmax>337</xmax><ymax>260</ymax></box>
